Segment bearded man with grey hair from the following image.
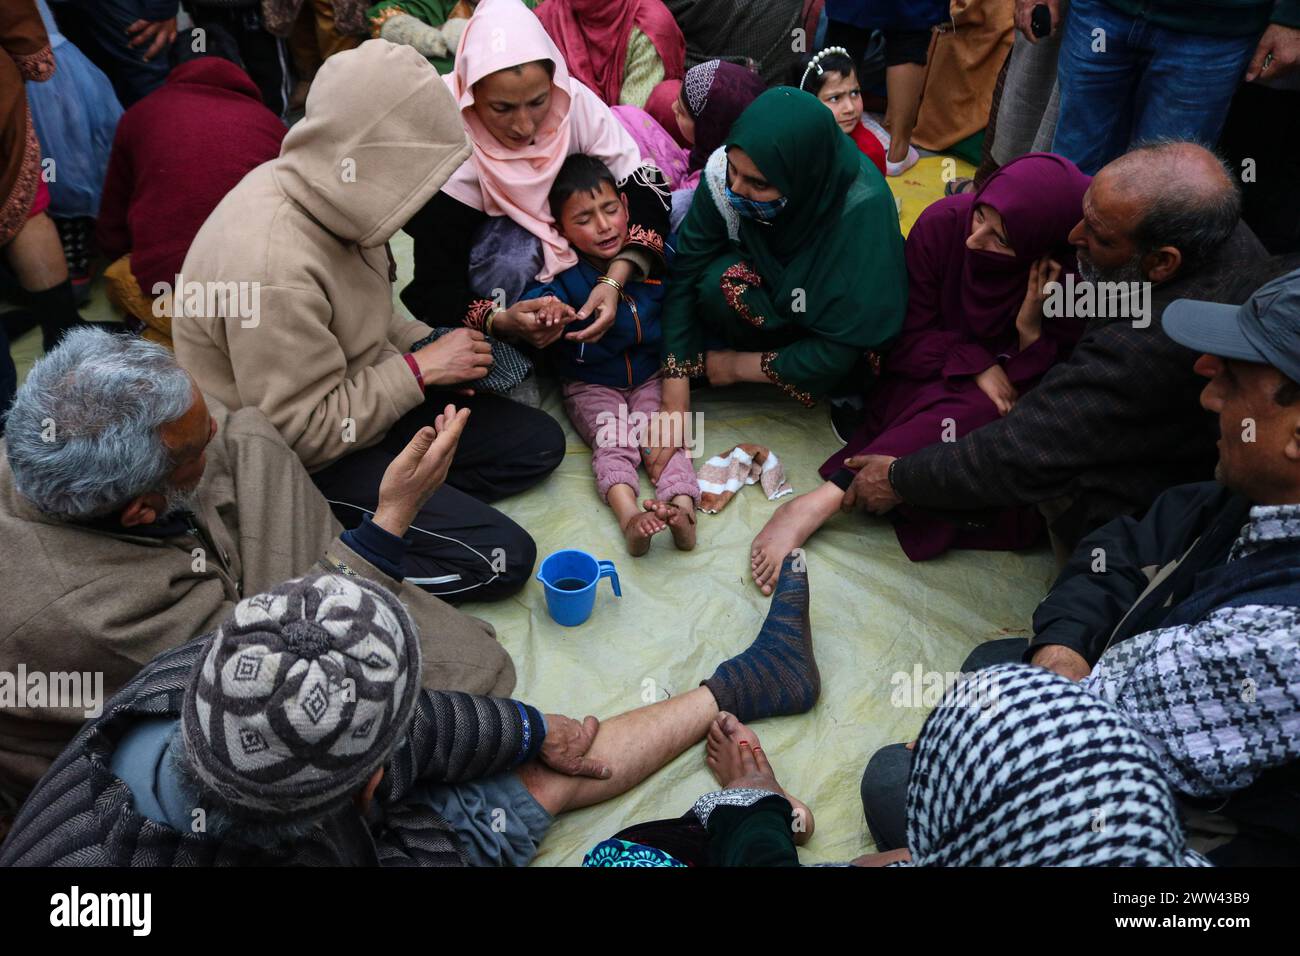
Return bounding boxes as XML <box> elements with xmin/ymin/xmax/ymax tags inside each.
<box><xmin>0</xmin><ymin>329</ymin><xmax>516</xmax><ymax>806</ymax></box>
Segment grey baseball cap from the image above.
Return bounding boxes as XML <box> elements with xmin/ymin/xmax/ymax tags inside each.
<box><xmin>1163</xmin><ymin>266</ymin><xmax>1300</xmax><ymax>385</ymax></box>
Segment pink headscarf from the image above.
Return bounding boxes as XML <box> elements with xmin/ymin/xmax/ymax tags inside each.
<box><xmin>535</xmin><ymin>0</ymin><xmax>686</xmax><ymax>106</ymax></box>
<box><xmin>442</xmin><ymin>0</ymin><xmax>642</xmax><ymax>281</ymax></box>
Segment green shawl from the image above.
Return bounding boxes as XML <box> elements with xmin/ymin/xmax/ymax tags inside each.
<box><xmin>660</xmin><ymin>87</ymin><xmax>907</xmax><ymax>400</ymax></box>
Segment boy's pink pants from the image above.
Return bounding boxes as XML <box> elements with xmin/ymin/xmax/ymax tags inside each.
<box><xmin>562</xmin><ymin>375</ymin><xmax>701</xmax><ymax>505</ymax></box>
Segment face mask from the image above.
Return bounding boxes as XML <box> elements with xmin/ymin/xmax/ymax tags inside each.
<box><xmin>725</xmin><ymin>184</ymin><xmax>788</xmax><ymax>223</ymax></box>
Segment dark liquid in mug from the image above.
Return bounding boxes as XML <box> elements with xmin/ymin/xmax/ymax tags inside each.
<box><xmin>554</xmin><ymin>578</ymin><xmax>590</xmax><ymax>591</ymax></box>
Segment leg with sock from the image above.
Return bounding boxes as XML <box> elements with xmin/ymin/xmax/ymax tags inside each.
<box><xmin>703</xmin><ymin>552</ymin><xmax>820</xmax><ymax>723</ymax></box>
<box><xmin>3</xmin><ymin>213</ymin><xmax>93</xmax><ymax>352</ymax></box>
<box><xmin>515</xmin><ymin>552</ymin><xmax>820</xmax><ymax>818</ymax></box>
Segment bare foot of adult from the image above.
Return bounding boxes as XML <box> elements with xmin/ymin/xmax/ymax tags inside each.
<box><xmin>622</xmin><ymin>509</ymin><xmax>665</xmax><ymax>556</ymax></box>
<box><xmin>749</xmin><ymin>482</ymin><xmax>842</xmax><ymax>595</ymax></box>
<box><xmin>704</xmin><ymin>712</ymin><xmax>815</xmax><ymax>844</ymax></box>
<box><xmin>643</xmin><ymin>496</ymin><xmax>696</xmax><ymax>551</ymax></box>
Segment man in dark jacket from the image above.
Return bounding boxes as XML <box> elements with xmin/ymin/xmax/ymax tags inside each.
<box><xmin>862</xmin><ymin>268</ymin><xmax>1300</xmax><ymax>865</ymax></box>
<box><xmin>846</xmin><ymin>141</ymin><xmax>1277</xmax><ymax>558</ymax></box>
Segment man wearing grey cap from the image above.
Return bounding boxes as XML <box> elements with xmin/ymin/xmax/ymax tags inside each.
<box><xmin>860</xmin><ymin>268</ymin><xmax>1300</xmax><ymax>865</ymax></box>
<box><xmin>1023</xmin><ymin>268</ymin><xmax>1300</xmax><ymax>863</ymax></box>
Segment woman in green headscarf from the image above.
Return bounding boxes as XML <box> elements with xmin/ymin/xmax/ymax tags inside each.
<box><xmin>655</xmin><ymin>86</ymin><xmax>906</xmax><ymax>443</ymax></box>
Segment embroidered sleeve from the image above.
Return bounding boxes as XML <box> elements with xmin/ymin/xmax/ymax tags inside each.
<box><xmin>619</xmin><ymin>162</ymin><xmax>671</xmax><ymax>272</ymax></box>
<box><xmin>369</xmin><ymin>4</ymin><xmax>408</xmax><ymax>37</ymax></box>
<box><xmin>626</xmin><ymin>223</ymin><xmax>665</xmax><ymax>258</ymax></box>
<box><xmin>464</xmin><ymin>298</ymin><xmax>495</xmax><ymax>332</ymax></box>
<box><xmin>13</xmin><ymin>46</ymin><xmax>54</xmax><ymax>82</ymax></box>
<box><xmin>663</xmin><ymin>352</ymin><xmax>706</xmax><ymax>378</ymax></box>
<box><xmin>720</xmin><ymin>261</ymin><xmax>767</xmax><ymax>328</ymax></box>
<box><xmin>761</xmin><ymin>351</ymin><xmax>816</xmax><ymax>408</ymax></box>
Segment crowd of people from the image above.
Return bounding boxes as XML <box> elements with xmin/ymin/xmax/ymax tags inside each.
<box><xmin>1</xmin><ymin>0</ymin><xmax>1298</xmax><ymax>868</ymax></box>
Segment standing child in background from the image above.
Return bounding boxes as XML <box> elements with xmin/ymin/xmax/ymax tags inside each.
<box><xmin>793</xmin><ymin>47</ymin><xmax>887</xmax><ymax>177</ymax></box>
<box><xmin>520</xmin><ymin>154</ymin><xmax>701</xmax><ymax>556</ymax></box>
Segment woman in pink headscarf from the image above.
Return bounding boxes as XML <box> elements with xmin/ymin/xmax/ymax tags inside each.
<box><xmin>401</xmin><ymin>0</ymin><xmax>672</xmax><ymax>350</ymax></box>
<box><xmin>535</xmin><ymin>0</ymin><xmax>684</xmax><ymax>108</ymax></box>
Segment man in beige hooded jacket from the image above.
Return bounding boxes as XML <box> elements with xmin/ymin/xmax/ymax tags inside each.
<box><xmin>174</xmin><ymin>39</ymin><xmax>564</xmax><ymax>605</ymax></box>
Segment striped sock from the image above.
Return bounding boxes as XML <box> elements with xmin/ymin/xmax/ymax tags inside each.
<box><xmin>702</xmin><ymin>553</ymin><xmax>819</xmax><ymax>722</ymax></box>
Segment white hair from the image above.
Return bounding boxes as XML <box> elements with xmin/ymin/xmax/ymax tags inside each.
<box><xmin>3</xmin><ymin>328</ymin><xmax>196</xmax><ymax>519</ymax></box>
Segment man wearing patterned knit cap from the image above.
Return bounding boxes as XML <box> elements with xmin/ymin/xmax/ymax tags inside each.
<box><xmin>2</xmin><ymin>558</ymin><xmax>823</xmax><ymax>865</ymax></box>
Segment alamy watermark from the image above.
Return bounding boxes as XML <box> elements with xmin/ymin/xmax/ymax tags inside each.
<box><xmin>595</xmin><ymin>407</ymin><xmax>705</xmax><ymax>458</ymax></box>
<box><xmin>0</xmin><ymin>665</ymin><xmax>103</xmax><ymax>718</ymax></box>
<box><xmin>151</xmin><ymin>273</ymin><xmax>261</xmax><ymax>328</ymax></box>
<box><xmin>50</xmin><ymin>886</ymin><xmax>150</xmax><ymax>936</ymax></box>
<box><xmin>890</xmin><ymin>664</ymin><xmax>1003</xmax><ymax>717</ymax></box>
<box><xmin>1042</xmin><ymin>274</ymin><xmax>1152</xmax><ymax>328</ymax></box>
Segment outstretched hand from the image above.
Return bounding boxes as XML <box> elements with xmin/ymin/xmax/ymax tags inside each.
<box><xmin>373</xmin><ymin>404</ymin><xmax>471</xmax><ymax>537</ymax></box>
<box><xmin>540</xmin><ymin>713</ymin><xmax>611</xmax><ymax>778</ymax></box>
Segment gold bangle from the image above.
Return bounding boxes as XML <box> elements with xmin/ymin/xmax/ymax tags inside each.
<box><xmin>596</xmin><ymin>275</ymin><xmax>624</xmax><ymax>294</ymax></box>
<box><xmin>485</xmin><ymin>307</ymin><xmax>502</xmax><ymax>338</ymax></box>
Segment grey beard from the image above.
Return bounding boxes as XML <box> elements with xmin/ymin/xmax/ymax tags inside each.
<box><xmin>162</xmin><ymin>484</ymin><xmax>202</xmax><ymax>516</ymax></box>
<box><xmin>1077</xmin><ymin>252</ymin><xmax>1147</xmax><ymax>285</ymax></box>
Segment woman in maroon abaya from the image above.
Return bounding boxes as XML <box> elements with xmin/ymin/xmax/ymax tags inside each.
<box><xmin>750</xmin><ymin>152</ymin><xmax>1091</xmax><ymax>592</ymax></box>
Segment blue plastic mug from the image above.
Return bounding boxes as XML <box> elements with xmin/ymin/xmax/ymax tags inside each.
<box><xmin>536</xmin><ymin>549</ymin><xmax>621</xmax><ymax>626</ymax></box>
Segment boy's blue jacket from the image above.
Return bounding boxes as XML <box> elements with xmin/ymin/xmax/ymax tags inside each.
<box><xmin>519</xmin><ymin>244</ymin><xmax>673</xmax><ymax>389</ymax></box>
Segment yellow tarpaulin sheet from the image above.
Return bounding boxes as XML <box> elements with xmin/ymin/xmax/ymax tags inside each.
<box><xmin>461</xmin><ymin>377</ymin><xmax>1056</xmax><ymax>865</ymax></box>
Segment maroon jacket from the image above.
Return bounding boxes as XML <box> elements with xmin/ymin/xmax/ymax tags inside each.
<box><xmin>95</xmin><ymin>58</ymin><xmax>286</xmax><ymax>294</ymax></box>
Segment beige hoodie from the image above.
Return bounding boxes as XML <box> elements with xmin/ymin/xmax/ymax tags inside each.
<box><xmin>174</xmin><ymin>40</ymin><xmax>472</xmax><ymax>472</ymax></box>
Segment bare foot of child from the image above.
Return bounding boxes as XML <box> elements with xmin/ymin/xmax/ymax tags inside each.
<box><xmin>643</xmin><ymin>496</ymin><xmax>696</xmax><ymax>551</ymax></box>
<box><xmin>622</xmin><ymin>510</ymin><xmax>666</xmax><ymax>557</ymax></box>
<box><xmin>705</xmin><ymin>712</ymin><xmax>815</xmax><ymax>845</ymax></box>
<box><xmin>749</xmin><ymin>482</ymin><xmax>842</xmax><ymax>594</ymax></box>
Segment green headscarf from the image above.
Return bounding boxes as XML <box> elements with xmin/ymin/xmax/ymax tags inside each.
<box><xmin>724</xmin><ymin>86</ymin><xmax>865</xmax><ymax>292</ymax></box>
<box><xmin>659</xmin><ymin>84</ymin><xmax>907</xmax><ymax>400</ymax></box>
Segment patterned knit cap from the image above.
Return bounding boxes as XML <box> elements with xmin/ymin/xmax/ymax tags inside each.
<box><xmin>181</xmin><ymin>573</ymin><xmax>422</xmax><ymax>822</ymax></box>
<box><xmin>905</xmin><ymin>664</ymin><xmax>1208</xmax><ymax>867</ymax></box>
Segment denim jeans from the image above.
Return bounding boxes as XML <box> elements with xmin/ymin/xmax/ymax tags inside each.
<box><xmin>57</xmin><ymin>0</ymin><xmax>173</xmax><ymax>106</ymax></box>
<box><xmin>1051</xmin><ymin>0</ymin><xmax>1259</xmax><ymax>174</ymax></box>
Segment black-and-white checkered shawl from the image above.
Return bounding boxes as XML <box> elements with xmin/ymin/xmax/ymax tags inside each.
<box><xmin>902</xmin><ymin>664</ymin><xmax>1207</xmax><ymax>867</ymax></box>
<box><xmin>1085</xmin><ymin>506</ymin><xmax>1300</xmax><ymax>799</ymax></box>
